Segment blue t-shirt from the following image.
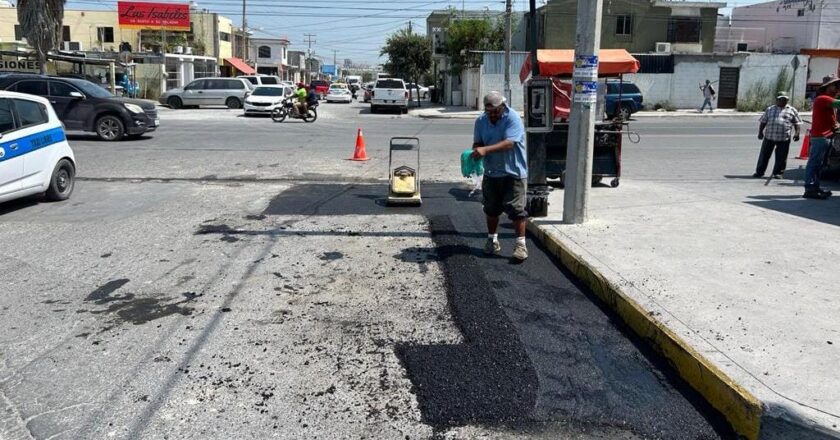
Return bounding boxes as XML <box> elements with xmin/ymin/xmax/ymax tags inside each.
<box><xmin>473</xmin><ymin>106</ymin><xmax>527</xmax><ymax>178</ymax></box>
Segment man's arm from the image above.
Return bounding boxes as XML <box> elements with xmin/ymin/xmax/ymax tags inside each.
<box><xmin>758</xmin><ymin>122</ymin><xmax>766</xmax><ymax>140</ymax></box>
<box><xmin>472</xmin><ymin>139</ymin><xmax>514</xmax><ymax>157</ymax></box>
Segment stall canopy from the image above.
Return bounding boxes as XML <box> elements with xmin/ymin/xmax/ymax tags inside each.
<box><xmin>224</xmin><ymin>57</ymin><xmax>256</xmax><ymax>75</ymax></box>
<box><xmin>519</xmin><ymin>49</ymin><xmax>640</xmax><ymax>82</ymax></box>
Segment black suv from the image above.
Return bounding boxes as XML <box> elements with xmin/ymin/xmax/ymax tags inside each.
<box><xmin>0</xmin><ymin>74</ymin><xmax>158</xmax><ymax>141</ymax></box>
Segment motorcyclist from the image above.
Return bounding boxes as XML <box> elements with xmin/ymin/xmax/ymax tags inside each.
<box><xmin>294</xmin><ymin>83</ymin><xmax>308</xmax><ymax>115</ymax></box>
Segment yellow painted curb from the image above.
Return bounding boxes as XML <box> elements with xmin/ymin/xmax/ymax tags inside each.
<box><xmin>528</xmin><ymin>222</ymin><xmax>764</xmax><ymax>440</ymax></box>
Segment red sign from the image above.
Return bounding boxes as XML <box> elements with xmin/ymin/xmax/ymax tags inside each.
<box><xmin>118</xmin><ymin>1</ymin><xmax>190</xmax><ymax>31</ymax></box>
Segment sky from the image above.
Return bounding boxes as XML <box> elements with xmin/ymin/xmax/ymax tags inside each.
<box><xmin>65</xmin><ymin>0</ymin><xmax>768</xmax><ymax>65</ymax></box>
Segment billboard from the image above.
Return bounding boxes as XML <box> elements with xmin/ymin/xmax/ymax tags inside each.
<box><xmin>321</xmin><ymin>64</ymin><xmax>337</xmax><ymax>76</ymax></box>
<box><xmin>118</xmin><ymin>2</ymin><xmax>191</xmax><ymax>31</ymax></box>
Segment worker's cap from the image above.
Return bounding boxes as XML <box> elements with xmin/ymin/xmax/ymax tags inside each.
<box><xmin>483</xmin><ymin>91</ymin><xmax>506</xmax><ymax>109</ymax></box>
<box><xmin>776</xmin><ymin>91</ymin><xmax>789</xmax><ymax>100</ymax></box>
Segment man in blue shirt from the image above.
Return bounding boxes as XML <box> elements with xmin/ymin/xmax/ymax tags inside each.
<box><xmin>471</xmin><ymin>91</ymin><xmax>529</xmax><ymax>262</ymax></box>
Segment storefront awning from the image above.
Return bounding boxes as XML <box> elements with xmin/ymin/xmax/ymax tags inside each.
<box><xmin>224</xmin><ymin>57</ymin><xmax>255</xmax><ymax>75</ymax></box>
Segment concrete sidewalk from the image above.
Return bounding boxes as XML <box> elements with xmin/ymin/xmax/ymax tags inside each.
<box><xmin>529</xmin><ymin>176</ymin><xmax>840</xmax><ymax>440</ymax></box>
<box><xmin>411</xmin><ymin>106</ymin><xmax>762</xmax><ymax>120</ymax></box>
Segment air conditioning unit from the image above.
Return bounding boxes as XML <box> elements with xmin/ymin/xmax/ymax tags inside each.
<box><xmin>655</xmin><ymin>42</ymin><xmax>671</xmax><ymax>53</ymax></box>
<box><xmin>736</xmin><ymin>43</ymin><xmax>748</xmax><ymax>52</ymax></box>
<box><xmin>63</xmin><ymin>41</ymin><xmax>83</xmax><ymax>51</ymax></box>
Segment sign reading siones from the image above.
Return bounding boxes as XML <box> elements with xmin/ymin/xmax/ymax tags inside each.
<box><xmin>118</xmin><ymin>1</ymin><xmax>191</xmax><ymax>31</ymax></box>
<box><xmin>0</xmin><ymin>60</ymin><xmax>41</xmax><ymax>72</ymax></box>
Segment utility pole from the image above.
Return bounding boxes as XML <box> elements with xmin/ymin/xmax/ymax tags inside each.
<box><xmin>241</xmin><ymin>0</ymin><xmax>248</xmax><ymax>63</ymax></box>
<box><xmin>408</xmin><ymin>21</ymin><xmax>412</xmax><ymax>34</ymax></box>
<box><xmin>503</xmin><ymin>0</ymin><xmax>512</xmax><ymax>104</ymax></box>
<box><xmin>304</xmin><ymin>33</ymin><xmax>316</xmax><ymax>80</ymax></box>
<box><xmin>563</xmin><ymin>0</ymin><xmax>604</xmax><ymax>224</ymax></box>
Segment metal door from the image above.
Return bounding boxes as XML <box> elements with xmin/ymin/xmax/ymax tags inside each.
<box><xmin>718</xmin><ymin>67</ymin><xmax>740</xmax><ymax>109</ymax></box>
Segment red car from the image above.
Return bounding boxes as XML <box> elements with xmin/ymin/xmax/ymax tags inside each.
<box><xmin>310</xmin><ymin>80</ymin><xmax>331</xmax><ymax>100</ymax></box>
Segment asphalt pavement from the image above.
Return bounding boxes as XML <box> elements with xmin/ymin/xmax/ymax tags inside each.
<box><xmin>0</xmin><ymin>99</ymin><xmax>755</xmax><ymax>439</ymax></box>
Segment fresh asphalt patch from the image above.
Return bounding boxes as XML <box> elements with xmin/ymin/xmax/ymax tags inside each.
<box><xmin>202</xmin><ymin>182</ymin><xmax>735</xmax><ymax>439</ymax></box>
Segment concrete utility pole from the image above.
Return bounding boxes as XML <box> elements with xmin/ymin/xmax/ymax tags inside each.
<box><xmin>503</xmin><ymin>0</ymin><xmax>512</xmax><ymax>104</ymax></box>
<box><xmin>304</xmin><ymin>33</ymin><xmax>316</xmax><ymax>79</ymax></box>
<box><xmin>563</xmin><ymin>0</ymin><xmax>603</xmax><ymax>224</ymax></box>
<box><xmin>241</xmin><ymin>0</ymin><xmax>248</xmax><ymax>62</ymax></box>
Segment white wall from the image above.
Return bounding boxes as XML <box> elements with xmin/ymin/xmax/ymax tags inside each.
<box><xmin>669</xmin><ymin>59</ymin><xmax>722</xmax><ymax>109</ymax></box>
<box><xmin>737</xmin><ymin>53</ymin><xmax>808</xmax><ymax>102</ymax></box>
<box><xmin>250</xmin><ymin>39</ymin><xmax>288</xmax><ymax>66</ymax></box>
<box><xmin>622</xmin><ymin>73</ymin><xmax>673</xmax><ymax>108</ymax></box>
<box><xmin>729</xmin><ymin>0</ymin><xmax>840</xmax><ymax>52</ymax></box>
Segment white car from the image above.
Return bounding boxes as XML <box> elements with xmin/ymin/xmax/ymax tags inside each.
<box><xmin>0</xmin><ymin>92</ymin><xmax>76</xmax><ymax>204</ymax></box>
<box><xmin>325</xmin><ymin>85</ymin><xmax>352</xmax><ymax>103</ymax></box>
<box><xmin>407</xmin><ymin>83</ymin><xmax>430</xmax><ymax>100</ymax></box>
<box><xmin>244</xmin><ymin>85</ymin><xmax>294</xmax><ymax>115</ymax></box>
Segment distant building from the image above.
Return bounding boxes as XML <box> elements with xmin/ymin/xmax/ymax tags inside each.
<box><xmin>343</xmin><ymin>58</ymin><xmax>353</xmax><ymax>68</ymax></box>
<box><xmin>249</xmin><ymin>37</ymin><xmax>290</xmax><ymax>78</ymax></box>
<box><xmin>537</xmin><ymin>0</ymin><xmax>726</xmax><ymax>53</ymax></box>
<box><xmin>726</xmin><ymin>0</ymin><xmax>840</xmax><ymax>53</ymax></box>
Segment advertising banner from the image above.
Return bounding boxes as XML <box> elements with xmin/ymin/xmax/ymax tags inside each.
<box><xmin>118</xmin><ymin>1</ymin><xmax>191</xmax><ymax>31</ymax></box>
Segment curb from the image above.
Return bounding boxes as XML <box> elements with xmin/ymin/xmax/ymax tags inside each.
<box><xmin>527</xmin><ymin>221</ymin><xmax>764</xmax><ymax>440</ymax></box>
<box><xmin>413</xmin><ymin>112</ymin><xmax>763</xmax><ymax>120</ymax></box>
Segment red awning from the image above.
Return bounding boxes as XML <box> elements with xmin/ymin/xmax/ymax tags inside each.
<box><xmin>519</xmin><ymin>49</ymin><xmax>640</xmax><ymax>82</ymax></box>
<box><xmin>224</xmin><ymin>57</ymin><xmax>256</xmax><ymax>75</ymax></box>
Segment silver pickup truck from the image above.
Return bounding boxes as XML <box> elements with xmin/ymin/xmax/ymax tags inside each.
<box><xmin>370</xmin><ymin>78</ymin><xmax>408</xmax><ymax>114</ymax></box>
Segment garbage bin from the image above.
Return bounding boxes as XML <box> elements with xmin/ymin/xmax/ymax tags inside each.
<box><xmin>430</xmin><ymin>88</ymin><xmax>439</xmax><ymax>103</ymax></box>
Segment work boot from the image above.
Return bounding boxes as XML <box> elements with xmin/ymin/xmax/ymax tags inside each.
<box><xmin>512</xmin><ymin>243</ymin><xmax>528</xmax><ymax>262</ymax></box>
<box><xmin>484</xmin><ymin>239</ymin><xmax>501</xmax><ymax>256</ymax></box>
<box><xmin>803</xmin><ymin>190</ymin><xmax>831</xmax><ymax>200</ymax></box>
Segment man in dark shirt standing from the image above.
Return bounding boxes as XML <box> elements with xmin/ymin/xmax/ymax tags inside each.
<box><xmin>803</xmin><ymin>78</ymin><xmax>840</xmax><ymax>199</ymax></box>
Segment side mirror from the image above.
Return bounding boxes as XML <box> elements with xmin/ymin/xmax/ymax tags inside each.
<box><xmin>69</xmin><ymin>91</ymin><xmax>84</xmax><ymax>99</ymax></box>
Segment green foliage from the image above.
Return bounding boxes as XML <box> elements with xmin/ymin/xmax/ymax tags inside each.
<box><xmin>380</xmin><ymin>28</ymin><xmax>431</xmax><ymax>85</ymax></box>
<box><xmin>737</xmin><ymin>67</ymin><xmax>795</xmax><ymax>112</ymax></box>
<box><xmin>444</xmin><ymin>17</ymin><xmax>506</xmax><ymax>74</ymax></box>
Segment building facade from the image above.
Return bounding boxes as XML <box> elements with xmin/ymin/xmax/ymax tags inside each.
<box><xmin>249</xmin><ymin>37</ymin><xmax>289</xmax><ymax>77</ymax></box>
<box><xmin>726</xmin><ymin>0</ymin><xmax>840</xmax><ymax>53</ymax></box>
<box><xmin>539</xmin><ymin>0</ymin><xmax>725</xmax><ymax>53</ymax></box>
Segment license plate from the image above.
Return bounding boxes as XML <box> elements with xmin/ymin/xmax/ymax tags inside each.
<box><xmin>153</xmin><ymin>119</ymin><xmax>160</xmax><ymax>127</ymax></box>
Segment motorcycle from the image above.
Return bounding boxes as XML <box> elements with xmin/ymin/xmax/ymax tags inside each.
<box><xmin>271</xmin><ymin>97</ymin><xmax>318</xmax><ymax>123</ymax></box>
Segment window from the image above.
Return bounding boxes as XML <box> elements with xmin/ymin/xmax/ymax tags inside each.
<box><xmin>62</xmin><ymin>26</ymin><xmax>71</xmax><ymax>43</ymax></box>
<box><xmin>616</xmin><ymin>15</ymin><xmax>632</xmax><ymax>36</ymax></box>
<box><xmin>14</xmin><ymin>25</ymin><xmax>22</xmax><ymax>41</ymax></box>
<box><xmin>13</xmin><ymin>99</ymin><xmax>48</xmax><ymax>128</ymax></box>
<box><xmin>258</xmin><ymin>45</ymin><xmax>271</xmax><ymax>58</ymax></box>
<box><xmin>668</xmin><ymin>17</ymin><xmax>701</xmax><ymax>43</ymax></box>
<box><xmin>14</xmin><ymin>80</ymin><xmax>48</xmax><ymax>96</ymax></box>
<box><xmin>220</xmin><ymin>31</ymin><xmax>231</xmax><ymax>42</ymax></box>
<box><xmin>797</xmin><ymin>9</ymin><xmax>805</xmax><ymax>17</ymax></box>
<box><xmin>186</xmin><ymin>80</ymin><xmax>206</xmax><ymax>91</ymax></box>
<box><xmin>375</xmin><ymin>79</ymin><xmax>405</xmax><ymax>89</ymax></box>
<box><xmin>0</xmin><ymin>99</ymin><xmax>16</xmax><ymax>133</ymax></box>
<box><xmin>49</xmin><ymin>81</ymin><xmax>81</xmax><ymax>97</ymax></box>
<box><xmin>226</xmin><ymin>79</ymin><xmax>246</xmax><ymax>90</ymax></box>
<box><xmin>97</xmin><ymin>27</ymin><xmax>114</xmax><ymax>43</ymax></box>
<box><xmin>260</xmin><ymin>77</ymin><xmax>278</xmax><ymax>85</ymax></box>
<box><xmin>241</xmin><ymin>76</ymin><xmax>258</xmax><ymax>85</ymax></box>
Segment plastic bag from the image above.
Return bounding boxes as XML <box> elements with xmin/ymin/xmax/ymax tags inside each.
<box><xmin>460</xmin><ymin>149</ymin><xmax>484</xmax><ymax>178</ymax></box>
<box><xmin>461</xmin><ymin>149</ymin><xmax>484</xmax><ymax>196</ymax></box>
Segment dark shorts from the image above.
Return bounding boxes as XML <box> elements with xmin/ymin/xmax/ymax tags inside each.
<box><xmin>482</xmin><ymin>175</ymin><xmax>528</xmax><ymax>220</ymax></box>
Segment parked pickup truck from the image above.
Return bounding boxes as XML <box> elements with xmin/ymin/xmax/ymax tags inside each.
<box><xmin>370</xmin><ymin>78</ymin><xmax>408</xmax><ymax>114</ymax></box>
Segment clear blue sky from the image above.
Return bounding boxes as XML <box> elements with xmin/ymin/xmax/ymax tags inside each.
<box><xmin>65</xmin><ymin>0</ymin><xmax>765</xmax><ymax>65</ymax></box>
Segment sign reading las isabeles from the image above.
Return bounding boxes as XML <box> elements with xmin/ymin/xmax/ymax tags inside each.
<box><xmin>118</xmin><ymin>1</ymin><xmax>190</xmax><ymax>31</ymax></box>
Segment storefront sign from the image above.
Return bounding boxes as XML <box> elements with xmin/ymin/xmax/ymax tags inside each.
<box><xmin>0</xmin><ymin>60</ymin><xmax>41</xmax><ymax>72</ymax></box>
<box><xmin>118</xmin><ymin>1</ymin><xmax>191</xmax><ymax>31</ymax></box>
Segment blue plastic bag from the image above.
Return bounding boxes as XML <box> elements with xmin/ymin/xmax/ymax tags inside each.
<box><xmin>460</xmin><ymin>149</ymin><xmax>484</xmax><ymax>178</ymax></box>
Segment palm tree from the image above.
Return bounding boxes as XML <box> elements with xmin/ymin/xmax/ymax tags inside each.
<box><xmin>18</xmin><ymin>0</ymin><xmax>66</xmax><ymax>74</ymax></box>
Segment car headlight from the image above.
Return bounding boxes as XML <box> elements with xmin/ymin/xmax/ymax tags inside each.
<box><xmin>125</xmin><ymin>103</ymin><xmax>144</xmax><ymax>114</ymax></box>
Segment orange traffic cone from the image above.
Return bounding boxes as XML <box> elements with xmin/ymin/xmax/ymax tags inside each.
<box><xmin>796</xmin><ymin>133</ymin><xmax>811</xmax><ymax>160</ymax></box>
<box><xmin>350</xmin><ymin>128</ymin><xmax>370</xmax><ymax>161</ymax></box>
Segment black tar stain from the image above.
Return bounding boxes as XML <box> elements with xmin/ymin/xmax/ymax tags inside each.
<box><xmin>319</xmin><ymin>252</ymin><xmax>344</xmax><ymax>261</ymax></box>
<box><xmin>85</xmin><ymin>279</ymin><xmax>198</xmax><ymax>325</ymax></box>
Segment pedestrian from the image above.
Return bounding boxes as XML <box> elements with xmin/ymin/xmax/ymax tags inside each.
<box><xmin>802</xmin><ymin>77</ymin><xmax>840</xmax><ymax>199</ymax></box>
<box><xmin>471</xmin><ymin>91</ymin><xmax>529</xmax><ymax>262</ymax></box>
<box><xmin>699</xmin><ymin>80</ymin><xmax>716</xmax><ymax>113</ymax></box>
<box><xmin>754</xmin><ymin>92</ymin><xmax>801</xmax><ymax>179</ymax></box>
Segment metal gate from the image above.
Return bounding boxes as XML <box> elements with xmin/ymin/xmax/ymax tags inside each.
<box><xmin>718</xmin><ymin>67</ymin><xmax>740</xmax><ymax>109</ymax></box>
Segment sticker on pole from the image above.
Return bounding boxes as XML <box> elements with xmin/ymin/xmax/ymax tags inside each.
<box><xmin>573</xmin><ymin>80</ymin><xmax>598</xmax><ymax>103</ymax></box>
<box><xmin>573</xmin><ymin>55</ymin><xmax>599</xmax><ymax>80</ymax></box>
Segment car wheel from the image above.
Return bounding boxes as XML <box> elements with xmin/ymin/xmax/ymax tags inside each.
<box><xmin>45</xmin><ymin>159</ymin><xmax>75</xmax><ymax>201</ymax></box>
<box><xmin>226</xmin><ymin>97</ymin><xmax>242</xmax><ymax>109</ymax></box>
<box><xmin>422</xmin><ymin>93</ymin><xmax>428</xmax><ymax>100</ymax></box>
<box><xmin>96</xmin><ymin>115</ymin><xmax>125</xmax><ymax>141</ymax></box>
<box><xmin>167</xmin><ymin>96</ymin><xmax>183</xmax><ymax>109</ymax></box>
<box><xmin>370</xmin><ymin>105</ymin><xmax>377</xmax><ymax>114</ymax></box>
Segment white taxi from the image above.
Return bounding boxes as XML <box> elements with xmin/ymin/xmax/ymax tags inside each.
<box><xmin>0</xmin><ymin>92</ymin><xmax>76</xmax><ymax>204</ymax></box>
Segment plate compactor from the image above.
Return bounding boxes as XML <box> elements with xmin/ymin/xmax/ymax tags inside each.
<box><xmin>387</xmin><ymin>137</ymin><xmax>421</xmax><ymax>206</ymax></box>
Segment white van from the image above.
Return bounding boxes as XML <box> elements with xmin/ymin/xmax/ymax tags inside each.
<box><xmin>0</xmin><ymin>92</ymin><xmax>76</xmax><ymax>204</ymax></box>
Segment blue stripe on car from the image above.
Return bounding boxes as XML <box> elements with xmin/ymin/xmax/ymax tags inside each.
<box><xmin>0</xmin><ymin>127</ymin><xmax>66</xmax><ymax>163</ymax></box>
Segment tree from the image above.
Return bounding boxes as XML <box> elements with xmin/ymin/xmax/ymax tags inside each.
<box><xmin>18</xmin><ymin>0</ymin><xmax>66</xmax><ymax>74</ymax></box>
<box><xmin>444</xmin><ymin>17</ymin><xmax>507</xmax><ymax>74</ymax></box>
<box><xmin>380</xmin><ymin>28</ymin><xmax>431</xmax><ymax>107</ymax></box>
